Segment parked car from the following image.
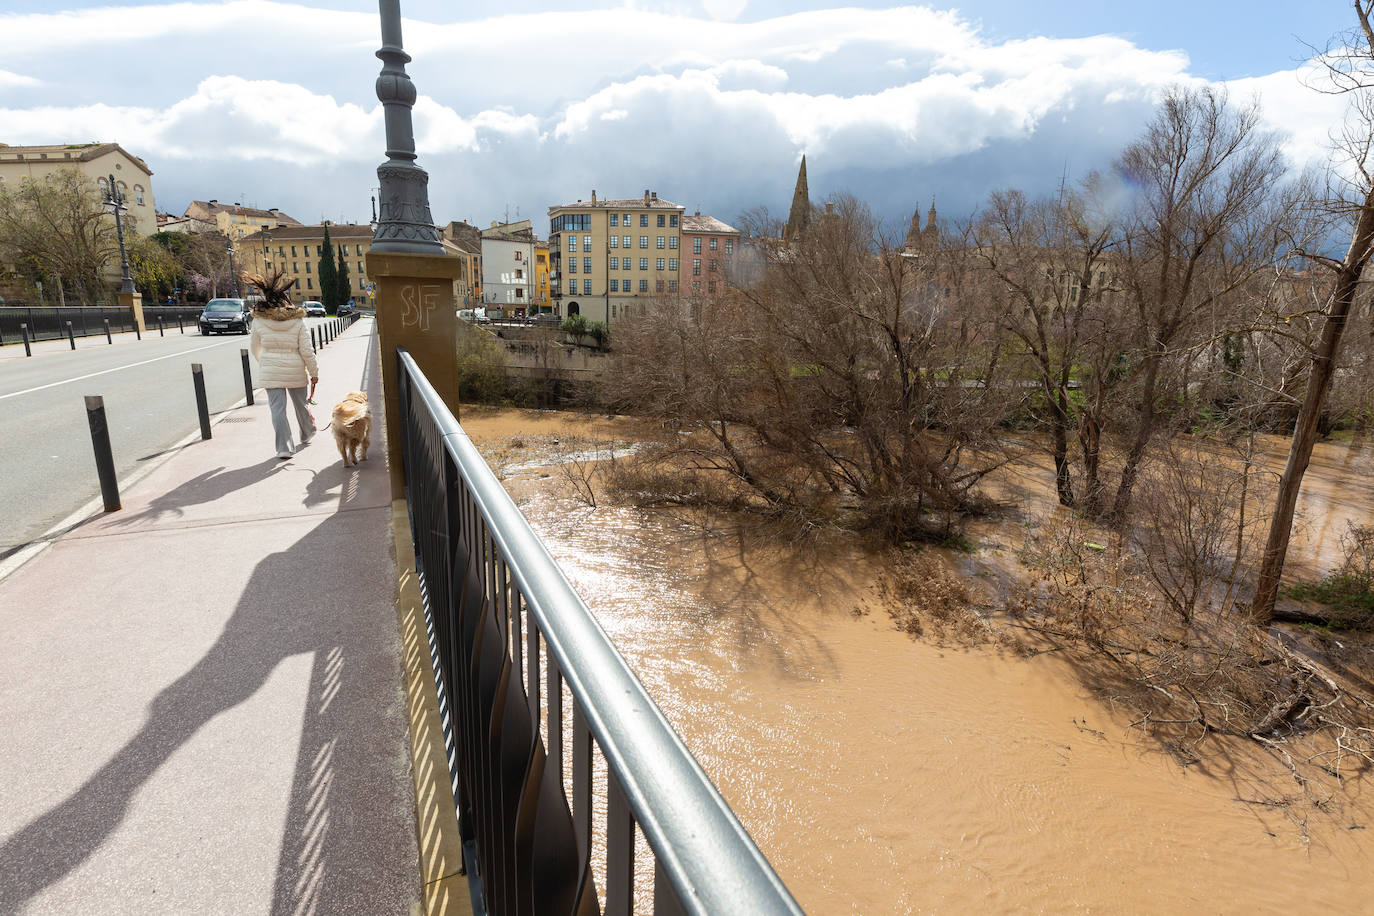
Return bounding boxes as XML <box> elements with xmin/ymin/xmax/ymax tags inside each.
<box><xmin>338</xmin><ymin>301</ymin><xmax>355</xmax><ymax>316</ymax></box>
<box><xmin>303</xmin><ymin>300</ymin><xmax>326</xmax><ymax>317</ymax></box>
<box><xmin>199</xmin><ymin>298</ymin><xmax>252</xmax><ymax>335</ymax></box>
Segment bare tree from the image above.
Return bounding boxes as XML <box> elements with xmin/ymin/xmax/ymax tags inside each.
<box><xmin>1110</xmin><ymin>87</ymin><xmax>1289</xmax><ymax>521</ymax></box>
<box><xmin>1252</xmin><ymin>0</ymin><xmax>1374</xmax><ymax>623</ymax></box>
<box><xmin>0</xmin><ymin>168</ymin><xmax>122</xmax><ymax>304</ymax></box>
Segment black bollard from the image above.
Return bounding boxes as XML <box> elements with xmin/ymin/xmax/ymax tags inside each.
<box><xmin>240</xmin><ymin>348</ymin><xmax>255</xmax><ymax>406</ymax></box>
<box><xmin>158</xmin><ymin>315</ymin><xmax>165</xmax><ymax>337</ymax></box>
<box><xmin>134</xmin><ymin>319</ymin><xmax>141</xmax><ymax>341</ymax></box>
<box><xmin>85</xmin><ymin>396</ymin><xmax>121</xmax><ymax>512</ymax></box>
<box><xmin>104</xmin><ymin>318</ymin><xmax>112</xmax><ymax>344</ymax></box>
<box><xmin>67</xmin><ymin>321</ymin><xmax>76</xmax><ymax>350</ymax></box>
<box><xmin>192</xmin><ymin>363</ymin><xmax>212</xmax><ymax>440</ymax></box>
<box><xmin>20</xmin><ymin>323</ymin><xmax>31</xmax><ymax>358</ymax></box>
<box><xmin>310</xmin><ymin>327</ymin><xmax>317</xmax><ymax>352</ymax></box>
<box><xmin>177</xmin><ymin>313</ymin><xmax>184</xmax><ymax>334</ymax></box>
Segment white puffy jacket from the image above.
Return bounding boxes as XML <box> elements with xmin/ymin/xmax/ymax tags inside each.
<box><xmin>249</xmin><ymin>305</ymin><xmax>318</xmax><ymax>390</ymax></box>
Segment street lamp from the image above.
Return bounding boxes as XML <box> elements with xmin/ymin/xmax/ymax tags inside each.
<box><xmin>226</xmin><ymin>240</ymin><xmax>240</xmax><ymax>297</ymax></box>
<box><xmin>101</xmin><ymin>173</ymin><xmax>136</xmax><ymax>294</ymax></box>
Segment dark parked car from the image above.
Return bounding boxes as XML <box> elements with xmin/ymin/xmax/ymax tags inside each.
<box><xmin>199</xmin><ymin>298</ymin><xmax>252</xmax><ymax>335</ymax></box>
<box><xmin>338</xmin><ymin>301</ymin><xmax>355</xmax><ymax>316</ymax></box>
<box><xmin>303</xmin><ymin>300</ymin><xmax>326</xmax><ymax>317</ymax></box>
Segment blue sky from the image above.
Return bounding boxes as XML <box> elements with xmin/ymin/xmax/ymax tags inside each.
<box><xmin>0</xmin><ymin>1</ymin><xmax>1359</xmax><ymax>234</ymax></box>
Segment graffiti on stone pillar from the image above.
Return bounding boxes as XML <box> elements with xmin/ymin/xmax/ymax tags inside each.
<box><xmin>400</xmin><ymin>283</ymin><xmax>443</xmax><ymax>331</ymax></box>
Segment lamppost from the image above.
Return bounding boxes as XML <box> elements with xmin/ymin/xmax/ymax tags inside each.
<box><xmin>226</xmin><ymin>240</ymin><xmax>240</xmax><ymax>297</ymax></box>
<box><xmin>101</xmin><ymin>173</ymin><xmax>136</xmax><ymax>294</ymax></box>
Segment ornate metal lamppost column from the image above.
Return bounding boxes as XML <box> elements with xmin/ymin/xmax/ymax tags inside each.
<box><xmin>101</xmin><ymin>174</ymin><xmax>136</xmax><ymax>294</ymax></box>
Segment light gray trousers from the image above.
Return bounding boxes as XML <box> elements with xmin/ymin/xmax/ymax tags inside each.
<box><xmin>266</xmin><ymin>387</ymin><xmax>314</xmax><ymax>454</ymax></box>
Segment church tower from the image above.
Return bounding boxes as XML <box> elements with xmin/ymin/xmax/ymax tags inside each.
<box><xmin>921</xmin><ymin>199</ymin><xmax>939</xmax><ymax>248</ymax></box>
<box><xmin>784</xmin><ymin>155</ymin><xmax>811</xmax><ymax>241</ymax></box>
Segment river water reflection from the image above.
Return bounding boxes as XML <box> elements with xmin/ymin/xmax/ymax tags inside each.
<box><xmin>462</xmin><ymin>408</ymin><xmax>1374</xmax><ymax>913</ymax></box>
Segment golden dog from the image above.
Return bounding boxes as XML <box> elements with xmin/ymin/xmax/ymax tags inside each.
<box><xmin>331</xmin><ymin>391</ymin><xmax>371</xmax><ymax>467</ymax></box>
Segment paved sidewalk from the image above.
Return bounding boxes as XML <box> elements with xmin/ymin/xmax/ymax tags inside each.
<box><xmin>0</xmin><ymin>318</ymin><xmax>422</xmax><ymax>914</ymax></box>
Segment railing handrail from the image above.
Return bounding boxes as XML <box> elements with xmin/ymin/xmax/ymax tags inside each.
<box><xmin>398</xmin><ymin>348</ymin><xmax>802</xmax><ymax>915</ymax></box>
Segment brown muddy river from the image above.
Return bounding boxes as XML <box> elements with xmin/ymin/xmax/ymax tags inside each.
<box><xmin>462</xmin><ymin>407</ymin><xmax>1374</xmax><ymax>914</ymax></box>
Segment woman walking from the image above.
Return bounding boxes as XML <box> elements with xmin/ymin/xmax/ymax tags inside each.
<box><xmin>247</xmin><ymin>270</ymin><xmax>319</xmax><ymax>459</ymax></box>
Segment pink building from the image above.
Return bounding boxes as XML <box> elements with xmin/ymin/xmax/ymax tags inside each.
<box><xmin>679</xmin><ymin>212</ymin><xmax>740</xmax><ymax>298</ymax></box>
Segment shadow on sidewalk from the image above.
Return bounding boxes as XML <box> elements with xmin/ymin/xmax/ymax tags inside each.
<box><xmin>0</xmin><ymin>319</ymin><xmax>415</xmax><ymax>914</ymax></box>
<box><xmin>107</xmin><ymin>457</ymin><xmax>288</xmax><ymax>527</ymax></box>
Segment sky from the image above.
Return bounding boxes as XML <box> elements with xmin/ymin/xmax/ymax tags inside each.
<box><xmin>0</xmin><ymin>1</ymin><xmax>1361</xmax><ymax>236</ymax></box>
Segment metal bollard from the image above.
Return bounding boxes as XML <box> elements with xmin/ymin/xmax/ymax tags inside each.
<box><xmin>104</xmin><ymin>318</ymin><xmax>112</xmax><ymax>344</ymax></box>
<box><xmin>158</xmin><ymin>315</ymin><xmax>165</xmax><ymax>337</ymax></box>
<box><xmin>192</xmin><ymin>363</ymin><xmax>212</xmax><ymax>440</ymax></box>
<box><xmin>310</xmin><ymin>327</ymin><xmax>317</xmax><ymax>352</ymax></box>
<box><xmin>134</xmin><ymin>320</ymin><xmax>141</xmax><ymax>341</ymax></box>
<box><xmin>67</xmin><ymin>321</ymin><xmax>76</xmax><ymax>350</ymax></box>
<box><xmin>85</xmin><ymin>395</ymin><xmax>121</xmax><ymax>512</ymax></box>
<box><xmin>177</xmin><ymin>313</ymin><xmax>184</xmax><ymax>334</ymax></box>
<box><xmin>20</xmin><ymin>323</ymin><xmax>31</xmax><ymax>357</ymax></box>
<box><xmin>240</xmin><ymin>348</ymin><xmax>255</xmax><ymax>406</ymax></box>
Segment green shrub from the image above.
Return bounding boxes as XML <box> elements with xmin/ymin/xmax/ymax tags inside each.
<box><xmin>561</xmin><ymin>314</ymin><xmax>588</xmax><ymax>337</ymax></box>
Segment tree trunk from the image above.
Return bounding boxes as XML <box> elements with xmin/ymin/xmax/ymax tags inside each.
<box><xmin>1111</xmin><ymin>346</ymin><xmax>1162</xmax><ymax>521</ymax></box>
<box><xmin>1251</xmin><ymin>196</ymin><xmax>1374</xmax><ymax>624</ymax></box>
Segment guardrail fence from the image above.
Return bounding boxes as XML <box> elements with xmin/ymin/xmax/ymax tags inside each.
<box><xmin>396</xmin><ymin>348</ymin><xmax>801</xmax><ymax>916</ymax></box>
<box><xmin>0</xmin><ymin>305</ymin><xmax>203</xmax><ymax>343</ymax></box>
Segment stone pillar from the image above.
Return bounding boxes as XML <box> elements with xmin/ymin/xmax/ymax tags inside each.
<box><xmin>367</xmin><ymin>251</ymin><xmax>463</xmax><ymax>497</ymax></box>
<box><xmin>119</xmin><ymin>290</ymin><xmax>145</xmax><ymax>332</ymax></box>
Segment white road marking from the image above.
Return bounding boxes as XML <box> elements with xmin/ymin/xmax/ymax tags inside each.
<box><xmin>0</xmin><ymin>338</ymin><xmax>243</xmax><ymax>402</ymax></box>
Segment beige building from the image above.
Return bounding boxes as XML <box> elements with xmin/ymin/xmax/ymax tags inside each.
<box><xmin>183</xmin><ymin>200</ymin><xmax>301</xmax><ymax>242</ymax></box>
<box><xmin>548</xmin><ymin>190</ymin><xmax>684</xmax><ymax>324</ymax></box>
<box><xmin>0</xmin><ymin>142</ymin><xmax>158</xmax><ymax>235</ymax></box>
<box><xmin>440</xmin><ymin>221</ymin><xmax>483</xmax><ymax>307</ymax></box>
<box><xmin>240</xmin><ymin>223</ymin><xmax>375</xmax><ymax>304</ymax></box>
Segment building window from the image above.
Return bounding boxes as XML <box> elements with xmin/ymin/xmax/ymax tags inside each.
<box><xmin>307</xmin><ymin>278</ymin><xmax>314</xmax><ymax>289</ymax></box>
<box><xmin>278</xmin><ymin>246</ymin><xmax>285</xmax><ymax>257</ymax></box>
<box><xmin>316</xmin><ymin>245</ymin><xmax>323</xmax><ymax>256</ymax></box>
<box><xmin>640</xmin><ymin>214</ymin><xmax>649</xmax><ymax>227</ymax></box>
<box><xmin>567</xmin><ymin>236</ymin><xmax>575</xmax><ymax>250</ymax></box>
<box><xmin>639</xmin><ymin>257</ymin><xmax>648</xmax><ymax>270</ymax></box>
<box><xmin>656</xmin><ymin>236</ymin><xmax>665</xmax><ymax>249</ymax></box>
<box><xmin>709</xmin><ymin>280</ymin><xmax>717</xmax><ymax>293</ymax></box>
<box><xmin>98</xmin><ymin>177</ymin><xmax>108</xmax><ymax>193</ymax></box>
<box><xmin>622</xmin><ymin>235</ymin><xmax>631</xmax><ymax>248</ymax></box>
<box><xmin>693</xmin><ymin>259</ymin><xmax>701</xmax><ymax>275</ymax></box>
<box><xmin>709</xmin><ymin>259</ymin><xmax>718</xmax><ymax>271</ymax></box>
<box><xmin>693</xmin><ymin>238</ymin><xmax>701</xmax><ymax>254</ymax></box>
<box><xmin>710</xmin><ymin>237</ymin><xmax>718</xmax><ymax>251</ymax></box>
<box><xmin>669</xmin><ymin>237</ymin><xmax>678</xmax><ymax>249</ymax></box>
<box><xmin>609</xmin><ymin>257</ymin><xmax>619</xmax><ymax>270</ymax></box>
<box><xmin>357</xmin><ymin>244</ymin><xmax>364</xmax><ymax>255</ymax></box>
<box><xmin>291</xmin><ymin>245</ymin><xmax>298</xmax><ymax>257</ymax></box>
<box><xmin>306</xmin><ymin>262</ymin><xmax>312</xmax><ymax>273</ymax></box>
<box><xmin>583</xmin><ymin>279</ymin><xmax>592</xmax><ymax>294</ymax></box>
<box><xmin>725</xmin><ymin>239</ymin><xmax>734</xmax><ymax>254</ymax></box>
<box><xmin>610</xmin><ymin>214</ymin><xmax>619</xmax><ymax>227</ymax></box>
<box><xmin>569</xmin><ymin>259</ymin><xmax>577</xmax><ymax>273</ymax></box>
<box><xmin>515</xmin><ymin>288</ymin><xmax>523</xmax><ymax>298</ymax></box>
<box><xmin>669</xmin><ymin>280</ymin><xmax>678</xmax><ymax>292</ymax></box>
<box><xmin>580</xmin><ymin>236</ymin><xmax>589</xmax><ymax>251</ymax></box>
<box><xmin>693</xmin><ymin>280</ymin><xmax>701</xmax><ymax>290</ymax></box>
<box><xmin>639</xmin><ymin>279</ymin><xmax>648</xmax><ymax>292</ymax></box>
<box><xmin>639</xmin><ymin>236</ymin><xmax>648</xmax><ymax>249</ymax></box>
<box><xmin>668</xmin><ymin>258</ymin><xmax>678</xmax><ymax>271</ymax></box>
<box><xmin>293</xmin><ymin>262</ymin><xmax>299</xmax><ymax>273</ymax></box>
<box><xmin>610</xmin><ymin>278</ymin><xmax>619</xmax><ymax>292</ymax></box>
<box><xmin>610</xmin><ymin>236</ymin><xmax>619</xmax><ymax>248</ymax></box>
<box><xmin>358</xmin><ymin>262</ymin><xmax>364</xmax><ymax>272</ymax></box>
<box><xmin>669</xmin><ymin>215</ymin><xmax>678</xmax><ymax>227</ymax></box>
<box><xmin>515</xmin><ymin>268</ymin><xmax>523</xmax><ymax>279</ymax></box>
<box><xmin>583</xmin><ymin>257</ymin><xmax>592</xmax><ymax>272</ymax></box>
<box><xmin>656</xmin><ymin>258</ymin><xmax>665</xmax><ymax>270</ymax></box>
<box><xmin>570</xmin><ymin>280</ymin><xmax>577</xmax><ymax>294</ymax></box>
<box><xmin>134</xmin><ymin>185</ymin><xmax>145</xmax><ymax>205</ymax></box>
<box><xmin>611</xmin><ymin>304</ymin><xmax>617</xmax><ymax>319</ymax></box>
<box><xmin>655</xmin><ymin>279</ymin><xmax>664</xmax><ymax>292</ymax></box>
<box><xmin>514</xmin><ymin>250</ymin><xmax>522</xmax><ymax>261</ymax></box>
<box><xmin>657</xmin><ymin>214</ymin><xmax>665</xmax><ymax>227</ymax></box>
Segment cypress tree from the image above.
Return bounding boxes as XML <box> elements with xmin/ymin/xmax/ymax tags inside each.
<box><xmin>318</xmin><ymin>224</ymin><xmax>339</xmax><ymax>313</ymax></box>
<box><xmin>337</xmin><ymin>245</ymin><xmax>353</xmax><ymax>305</ymax></box>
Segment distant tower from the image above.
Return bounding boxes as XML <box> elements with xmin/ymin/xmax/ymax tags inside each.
<box><xmin>904</xmin><ymin>204</ymin><xmax>924</xmax><ymax>250</ymax></box>
<box><xmin>784</xmin><ymin>155</ymin><xmax>811</xmax><ymax>241</ymax></box>
<box><xmin>921</xmin><ymin>199</ymin><xmax>939</xmax><ymax>248</ymax></box>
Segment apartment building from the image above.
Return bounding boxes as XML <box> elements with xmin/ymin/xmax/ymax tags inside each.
<box><xmin>440</xmin><ymin>221</ymin><xmax>483</xmax><ymax>307</ymax></box>
<box><xmin>240</xmin><ymin>223</ymin><xmax>373</xmax><ymax>303</ymax></box>
<box><xmin>533</xmin><ymin>241</ymin><xmax>551</xmax><ymax>314</ymax></box>
<box><xmin>181</xmin><ymin>200</ymin><xmax>301</xmax><ymax>241</ymax></box>
<box><xmin>547</xmin><ymin>190</ymin><xmax>685</xmax><ymax>324</ymax></box>
<box><xmin>680</xmin><ymin>212</ymin><xmax>740</xmax><ymax>298</ymax></box>
<box><xmin>0</xmin><ymin>142</ymin><xmax>158</xmax><ymax>235</ymax></box>
<box><xmin>479</xmin><ymin>220</ymin><xmax>536</xmax><ymax>316</ymax></box>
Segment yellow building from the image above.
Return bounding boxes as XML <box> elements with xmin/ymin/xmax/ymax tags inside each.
<box><xmin>548</xmin><ymin>190</ymin><xmax>684</xmax><ymax>324</ymax></box>
<box><xmin>0</xmin><ymin>142</ymin><xmax>158</xmax><ymax>235</ymax></box>
<box><xmin>440</xmin><ymin>221</ymin><xmax>483</xmax><ymax>307</ymax></box>
<box><xmin>182</xmin><ymin>200</ymin><xmax>301</xmax><ymax>242</ymax></box>
<box><xmin>533</xmin><ymin>241</ymin><xmax>550</xmax><ymax>314</ymax></box>
<box><xmin>240</xmin><ymin>223</ymin><xmax>375</xmax><ymax>304</ymax></box>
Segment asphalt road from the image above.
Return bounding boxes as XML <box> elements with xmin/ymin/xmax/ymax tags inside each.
<box><xmin>0</xmin><ymin>317</ymin><xmax>337</xmax><ymax>556</ymax></box>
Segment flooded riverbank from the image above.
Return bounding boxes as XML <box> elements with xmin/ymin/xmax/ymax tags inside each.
<box><xmin>459</xmin><ymin>407</ymin><xmax>1374</xmax><ymax>913</ymax></box>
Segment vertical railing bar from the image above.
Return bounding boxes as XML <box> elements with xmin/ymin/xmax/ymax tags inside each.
<box><xmin>497</xmin><ymin>553</ymin><xmax>510</xmax><ymax>648</ymax></box>
<box><xmin>511</xmin><ymin>579</ymin><xmax>524</xmax><ymax>689</ymax></box>
<box><xmin>572</xmin><ymin>703</ymin><xmax>592</xmax><ymax>864</ymax></box>
<box><xmin>606</xmin><ymin>769</ymin><xmax>635</xmax><ymax>916</ymax></box>
<box><xmin>547</xmin><ymin>655</ymin><xmax>563</xmax><ymax>785</ymax></box>
<box><xmin>652</xmin><ymin>860</ymin><xmax>690</xmax><ymax>916</ymax></box>
<box><xmin>526</xmin><ymin>613</ymin><xmax>540</xmax><ymax>724</ymax></box>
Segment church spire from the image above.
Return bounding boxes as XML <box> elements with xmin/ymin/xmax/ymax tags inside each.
<box><xmin>922</xmin><ymin>198</ymin><xmax>939</xmax><ymax>246</ymax></box>
<box><xmin>784</xmin><ymin>155</ymin><xmax>811</xmax><ymax>241</ymax></box>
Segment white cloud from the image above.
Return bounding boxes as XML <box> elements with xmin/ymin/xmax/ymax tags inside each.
<box><xmin>0</xmin><ymin>70</ymin><xmax>40</xmax><ymax>89</ymax></box>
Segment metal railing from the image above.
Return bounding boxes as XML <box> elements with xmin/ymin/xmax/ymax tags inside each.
<box><xmin>0</xmin><ymin>305</ymin><xmax>204</xmax><ymax>343</ymax></box>
<box><xmin>396</xmin><ymin>348</ymin><xmax>802</xmax><ymax>916</ymax></box>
